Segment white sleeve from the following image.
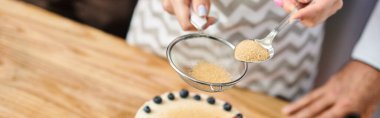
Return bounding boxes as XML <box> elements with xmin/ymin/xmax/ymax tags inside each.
<box><xmin>352</xmin><ymin>1</ymin><xmax>380</xmax><ymax>70</ymax></box>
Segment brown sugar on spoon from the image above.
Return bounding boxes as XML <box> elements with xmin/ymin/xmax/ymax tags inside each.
<box><xmin>189</xmin><ymin>61</ymin><xmax>231</xmax><ymax>83</ymax></box>
<box><xmin>234</xmin><ymin>40</ymin><xmax>270</xmax><ymax>62</ymax></box>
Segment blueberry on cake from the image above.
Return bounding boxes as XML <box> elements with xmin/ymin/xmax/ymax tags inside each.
<box><xmin>135</xmin><ymin>89</ymin><xmax>243</xmax><ymax>118</ymax></box>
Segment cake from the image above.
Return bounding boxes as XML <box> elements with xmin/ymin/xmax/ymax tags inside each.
<box><xmin>135</xmin><ymin>89</ymin><xmax>243</xmax><ymax>118</ymax></box>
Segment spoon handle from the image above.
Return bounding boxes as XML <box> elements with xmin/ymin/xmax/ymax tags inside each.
<box><xmin>262</xmin><ymin>9</ymin><xmax>298</xmax><ymax>44</ymax></box>
<box><xmin>274</xmin><ymin>0</ymin><xmax>314</xmax><ymax>32</ymax></box>
<box><xmin>274</xmin><ymin>9</ymin><xmax>297</xmax><ymax>32</ymax></box>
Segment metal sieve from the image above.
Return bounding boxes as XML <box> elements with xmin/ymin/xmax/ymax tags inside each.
<box><xmin>166</xmin><ymin>33</ymin><xmax>248</xmax><ymax>92</ymax></box>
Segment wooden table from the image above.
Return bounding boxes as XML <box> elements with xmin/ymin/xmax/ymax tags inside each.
<box><xmin>0</xmin><ymin>0</ymin><xmax>287</xmax><ymax>117</ymax></box>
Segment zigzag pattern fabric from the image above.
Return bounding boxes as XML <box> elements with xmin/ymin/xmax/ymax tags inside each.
<box><xmin>127</xmin><ymin>0</ymin><xmax>324</xmax><ymax>100</ymax></box>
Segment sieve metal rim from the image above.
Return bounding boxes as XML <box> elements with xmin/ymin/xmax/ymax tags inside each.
<box><xmin>166</xmin><ymin>33</ymin><xmax>248</xmax><ymax>87</ymax></box>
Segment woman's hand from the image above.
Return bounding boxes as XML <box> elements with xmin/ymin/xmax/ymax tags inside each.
<box><xmin>274</xmin><ymin>0</ymin><xmax>343</xmax><ymax>27</ymax></box>
<box><xmin>162</xmin><ymin>0</ymin><xmax>216</xmax><ymax>31</ymax></box>
<box><xmin>283</xmin><ymin>60</ymin><xmax>380</xmax><ymax>118</ymax></box>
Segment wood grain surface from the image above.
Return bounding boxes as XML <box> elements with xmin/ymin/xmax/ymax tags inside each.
<box><xmin>0</xmin><ymin>0</ymin><xmax>287</xmax><ymax>117</ymax></box>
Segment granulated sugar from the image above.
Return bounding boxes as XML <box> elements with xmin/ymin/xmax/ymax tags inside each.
<box><xmin>189</xmin><ymin>61</ymin><xmax>231</xmax><ymax>83</ymax></box>
<box><xmin>234</xmin><ymin>40</ymin><xmax>269</xmax><ymax>62</ymax></box>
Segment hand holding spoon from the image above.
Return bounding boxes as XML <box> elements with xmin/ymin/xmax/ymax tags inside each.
<box><xmin>234</xmin><ymin>10</ymin><xmax>296</xmax><ymax>63</ymax></box>
<box><xmin>234</xmin><ymin>1</ymin><xmax>311</xmax><ymax>63</ymax></box>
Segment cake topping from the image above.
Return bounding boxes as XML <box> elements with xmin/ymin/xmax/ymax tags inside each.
<box><xmin>235</xmin><ymin>113</ymin><xmax>243</xmax><ymax>118</ymax></box>
<box><xmin>193</xmin><ymin>94</ymin><xmax>201</xmax><ymax>101</ymax></box>
<box><xmin>179</xmin><ymin>89</ymin><xmax>189</xmax><ymax>98</ymax></box>
<box><xmin>223</xmin><ymin>102</ymin><xmax>232</xmax><ymax>111</ymax></box>
<box><xmin>143</xmin><ymin>106</ymin><xmax>151</xmax><ymax>113</ymax></box>
<box><xmin>167</xmin><ymin>93</ymin><xmax>175</xmax><ymax>100</ymax></box>
<box><xmin>207</xmin><ymin>96</ymin><xmax>215</xmax><ymax>104</ymax></box>
<box><xmin>136</xmin><ymin>90</ymin><xmax>242</xmax><ymax>118</ymax></box>
<box><xmin>153</xmin><ymin>96</ymin><xmax>162</xmax><ymax>104</ymax></box>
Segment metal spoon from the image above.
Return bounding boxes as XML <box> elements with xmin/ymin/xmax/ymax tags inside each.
<box><xmin>234</xmin><ymin>0</ymin><xmax>313</xmax><ymax>63</ymax></box>
<box><xmin>241</xmin><ymin>9</ymin><xmax>298</xmax><ymax>63</ymax></box>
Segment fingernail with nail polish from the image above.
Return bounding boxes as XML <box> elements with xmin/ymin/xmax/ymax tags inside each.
<box><xmin>198</xmin><ymin>5</ymin><xmax>207</xmax><ymax>17</ymax></box>
<box><xmin>274</xmin><ymin>0</ymin><xmax>283</xmax><ymax>7</ymax></box>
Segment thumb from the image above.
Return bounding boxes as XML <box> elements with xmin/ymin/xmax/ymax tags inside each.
<box><xmin>290</xmin><ymin>3</ymin><xmax>317</xmax><ymax>20</ymax></box>
<box><xmin>192</xmin><ymin>0</ymin><xmax>210</xmax><ymax>17</ymax></box>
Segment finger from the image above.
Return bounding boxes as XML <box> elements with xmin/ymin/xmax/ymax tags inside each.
<box><xmin>299</xmin><ymin>19</ymin><xmax>317</xmax><ymax>27</ymax></box>
<box><xmin>290</xmin><ymin>0</ymin><xmax>334</xmax><ymax>26</ymax></box>
<box><xmin>327</xmin><ymin>0</ymin><xmax>343</xmax><ymax>17</ymax></box>
<box><xmin>202</xmin><ymin>16</ymin><xmax>217</xmax><ymax>29</ymax></box>
<box><xmin>316</xmin><ymin>104</ymin><xmax>352</xmax><ymax>118</ymax></box>
<box><xmin>296</xmin><ymin>0</ymin><xmax>311</xmax><ymax>4</ymax></box>
<box><xmin>316</xmin><ymin>100</ymin><xmax>360</xmax><ymax>118</ymax></box>
<box><xmin>294</xmin><ymin>0</ymin><xmax>312</xmax><ymax>8</ymax></box>
<box><xmin>191</xmin><ymin>0</ymin><xmax>210</xmax><ymax>17</ymax></box>
<box><xmin>273</xmin><ymin>0</ymin><xmax>284</xmax><ymax>7</ymax></box>
<box><xmin>294</xmin><ymin>0</ymin><xmax>341</xmax><ymax>27</ymax></box>
<box><xmin>162</xmin><ymin>0</ymin><xmax>174</xmax><ymax>14</ymax></box>
<box><xmin>291</xmin><ymin>2</ymin><xmax>319</xmax><ymax>19</ymax></box>
<box><xmin>172</xmin><ymin>0</ymin><xmax>196</xmax><ymax>31</ymax></box>
<box><xmin>363</xmin><ymin>105</ymin><xmax>376</xmax><ymax>118</ymax></box>
<box><xmin>282</xmin><ymin>88</ymin><xmax>324</xmax><ymax>115</ymax></box>
<box><xmin>290</xmin><ymin>95</ymin><xmax>334</xmax><ymax>118</ymax></box>
<box><xmin>282</xmin><ymin>0</ymin><xmax>297</xmax><ymax>12</ymax></box>
<box><xmin>290</xmin><ymin>4</ymin><xmax>322</xmax><ymax>27</ymax></box>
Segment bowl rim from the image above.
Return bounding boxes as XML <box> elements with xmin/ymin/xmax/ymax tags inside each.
<box><xmin>166</xmin><ymin>33</ymin><xmax>248</xmax><ymax>87</ymax></box>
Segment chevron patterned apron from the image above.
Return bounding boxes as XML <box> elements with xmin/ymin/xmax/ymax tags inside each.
<box><xmin>127</xmin><ymin>0</ymin><xmax>324</xmax><ymax>101</ymax></box>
